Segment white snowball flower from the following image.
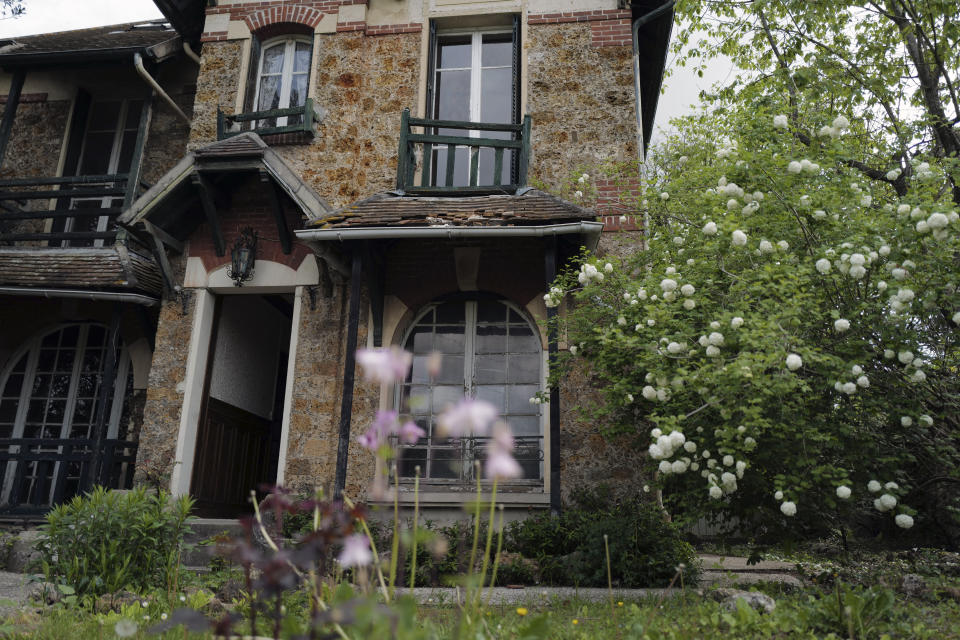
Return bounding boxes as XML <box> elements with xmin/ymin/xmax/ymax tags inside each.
<box><xmin>895</xmin><ymin>514</ymin><xmax>914</xmax><ymax>529</ymax></box>
<box><xmin>773</xmin><ymin>114</ymin><xmax>789</xmax><ymax>129</ymax></box>
<box><xmin>642</xmin><ymin>386</ymin><xmax>657</xmax><ymax>401</ymax></box>
<box><xmin>702</xmin><ymin>221</ymin><xmax>718</xmax><ymax>235</ymax></box>
<box><xmin>861</xmin><ymin>195</ymin><xmax>873</xmax><ymax>207</ymax></box>
<box><xmin>832</xmin><ymin>115</ymin><xmax>850</xmax><ymax>130</ymax></box>
<box><xmin>952</xmin><ymin>311</ymin><xmax>960</xmax><ymax>325</ymax></box>
<box><xmin>878</xmin><ymin>493</ymin><xmax>897</xmax><ymax>511</ymax></box>
<box><xmin>709</xmin><ymin>485</ymin><xmax>723</xmax><ymax>499</ymax></box>
<box><xmin>777</xmin><ymin>240</ymin><xmax>790</xmax><ymax>251</ymax></box>
<box><xmin>707</xmin><ymin>332</ymin><xmax>725</xmax><ymax>346</ymax></box>
<box><xmin>710</xmin><ymin>321</ymin><xmax>721</xmax><ymax>330</ymax></box>
<box><xmin>916</xmin><ymin>220</ymin><xmax>929</xmax><ymax>233</ymax></box>
<box><xmin>892</xmin><ymin>268</ymin><xmax>907</xmax><ymax>280</ymax></box>
<box><xmin>786</xmin><ymin>353</ymin><xmax>803</xmax><ymax>371</ymax></box>
<box><xmin>604</xmin><ymin>262</ymin><xmax>613</xmax><ymax>273</ymax></box>
<box><xmin>671</xmin><ymin>460</ymin><xmax>687</xmax><ymax>474</ymax></box>
<box><xmin>815</xmin><ymin>258</ymin><xmax>832</xmax><ymax>274</ymax></box>
<box><xmin>684</xmin><ymin>441</ymin><xmax>697</xmax><ymax>453</ymax></box>
<box><xmin>744</xmin><ymin>436</ymin><xmax>756</xmax><ymax>448</ymax></box>
<box><xmin>726</xmin><ymin>198</ymin><xmax>739</xmax><ymax>211</ymax></box>
<box><xmin>759</xmin><ymin>239</ymin><xmax>773</xmax><ymax>253</ymax></box>
<box><xmin>886</xmin><ymin>169</ymin><xmax>901</xmax><ymax>181</ymax></box>
<box><xmin>885</xmin><ymin>481</ymin><xmax>899</xmax><ymax>491</ymax></box>
<box><xmin>780</xmin><ymin>501</ymin><xmax>797</xmax><ymax>517</ymax></box>
<box><xmin>681</xmin><ymin>284</ymin><xmax>695</xmax><ymax>296</ymax></box>
<box><xmin>911</xmin><ymin>369</ymin><xmax>926</xmax><ymax>382</ymax></box>
<box><xmin>849</xmin><ymin>265</ymin><xmax>866</xmax><ymax>279</ymax></box>
<box><xmin>666</xmin><ymin>341</ymin><xmax>684</xmax><ymax>354</ymax></box>
<box><xmin>879</xmin><ymin>244</ymin><xmax>891</xmax><ymax>256</ymax></box>
<box><xmin>658</xmin><ymin>460</ymin><xmax>673</xmax><ymax>474</ymax></box>
<box><xmin>660</xmin><ymin>192</ymin><xmax>670</xmax><ymax>200</ymax></box>
<box><xmin>857</xmin><ymin>376</ymin><xmax>870</xmax><ymax>388</ymax></box>
<box><xmin>731</xmin><ymin>317</ymin><xmax>744</xmax><ymax>329</ymax></box>
<box><xmin>868</xmin><ymin>480</ymin><xmax>882</xmax><ymax>493</ymax></box>
<box><xmin>647</xmin><ymin>318</ymin><xmax>656</xmax><ymax>327</ymax></box>
<box><xmin>813</xmin><ymin>209</ymin><xmax>827</xmax><ymax>219</ymax></box>
<box><xmin>683</xmin><ymin>299</ymin><xmax>696</xmax><ymax>310</ymax></box>
<box><xmin>850</xmin><ymin>253</ymin><xmax>866</xmax><ymax>266</ymax></box>
<box><xmin>648</xmin><ymin>444</ymin><xmax>663</xmax><ymax>459</ymax></box>
<box><xmin>901</xmin><ymin>416</ymin><xmax>913</xmax><ymax>427</ymax></box>
<box><xmin>919</xmin><ymin>415</ymin><xmax>933</xmax><ymax>427</ymax></box>
<box><xmin>787</xmin><ymin>161</ymin><xmax>803</xmax><ymax>174</ymax></box>
<box><xmin>722</xmin><ymin>455</ymin><xmax>734</xmax><ymax>467</ymax></box>
<box><xmin>574</xmin><ymin>190</ymin><xmax>583</xmax><ymax>198</ymax></box>
<box><xmin>897</xmin><ymin>204</ymin><xmax>911</xmax><ymax>215</ymax></box>
<box><xmin>851</xmin><ymin>365</ymin><xmax>863</xmax><ymax>375</ymax></box>
<box><xmin>842</xmin><ymin>382</ymin><xmax>857</xmax><ymax>395</ymax></box>
<box><xmin>660</xmin><ymin>278</ymin><xmax>678</xmax><ymax>292</ymax></box>
<box><xmin>883</xmin><ymin>349</ymin><xmax>895</xmax><ymax>359</ymax></box>
<box><xmin>834</xmin><ymin>318</ymin><xmax>851</xmax><ymax>332</ymax></box>
<box><xmin>898</xmin><ymin>351</ymin><xmax>914</xmax><ymax>364</ymax></box>
<box><xmin>706</xmin><ymin>345</ymin><xmax>720</xmax><ymax>357</ymax></box>
<box><xmin>774</xmin><ymin>490</ymin><xmax>784</xmax><ymax>501</ymax></box>
<box><xmin>731</xmin><ymin>230</ymin><xmax>747</xmax><ymax>246</ymax></box>
<box><xmin>836</xmin><ymin>485</ymin><xmax>852</xmax><ymax>500</ymax></box>
<box><xmin>663</xmin><ymin>291</ymin><xmax>676</xmax><ymax>302</ymax></box>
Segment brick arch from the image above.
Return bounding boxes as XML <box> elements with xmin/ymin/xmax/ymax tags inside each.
<box><xmin>243</xmin><ymin>6</ymin><xmax>326</xmax><ymax>33</ymax></box>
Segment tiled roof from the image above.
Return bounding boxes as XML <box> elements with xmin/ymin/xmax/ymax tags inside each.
<box><xmin>308</xmin><ymin>189</ymin><xmax>596</xmax><ymax>229</ymax></box>
<box><xmin>0</xmin><ymin>20</ymin><xmax>177</xmax><ymax>58</ymax></box>
<box><xmin>194</xmin><ymin>133</ymin><xmax>268</xmax><ymax>159</ymax></box>
<box><xmin>0</xmin><ymin>246</ymin><xmax>162</xmax><ymax>297</ymax></box>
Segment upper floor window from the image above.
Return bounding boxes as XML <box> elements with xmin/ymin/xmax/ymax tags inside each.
<box><xmin>254</xmin><ymin>37</ymin><xmax>312</xmax><ymax>127</ymax></box>
<box><xmin>427</xmin><ymin>21</ymin><xmax>520</xmax><ymax>186</ymax></box>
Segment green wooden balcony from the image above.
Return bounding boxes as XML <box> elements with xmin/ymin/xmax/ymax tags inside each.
<box><xmin>216</xmin><ymin>98</ymin><xmax>319</xmax><ymax>141</ymax></box>
<box><xmin>396</xmin><ymin>108</ymin><xmax>531</xmax><ymax>195</ymax></box>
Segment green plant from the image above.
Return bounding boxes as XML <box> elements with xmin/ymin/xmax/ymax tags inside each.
<box><xmin>505</xmin><ymin>488</ymin><xmax>700</xmax><ymax>587</ymax></box>
<box><xmin>803</xmin><ymin>583</ymin><xmax>899</xmax><ymax>638</ymax></box>
<box><xmin>37</xmin><ymin>486</ymin><xmax>194</xmax><ymax>598</ymax></box>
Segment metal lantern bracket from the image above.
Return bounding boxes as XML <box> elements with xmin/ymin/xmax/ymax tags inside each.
<box><xmin>228</xmin><ymin>227</ymin><xmax>258</xmax><ymax>286</ymax></box>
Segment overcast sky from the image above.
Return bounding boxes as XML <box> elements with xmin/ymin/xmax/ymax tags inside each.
<box><xmin>0</xmin><ymin>0</ymin><xmax>726</xmax><ymax>144</ymax></box>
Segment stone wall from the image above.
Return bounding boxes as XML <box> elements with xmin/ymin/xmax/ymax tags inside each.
<box><xmin>189</xmin><ymin>40</ymin><xmax>244</xmax><ymax>149</ymax></box>
<box><xmin>527</xmin><ymin>21</ymin><xmax>636</xmax><ymax>189</ymax></box>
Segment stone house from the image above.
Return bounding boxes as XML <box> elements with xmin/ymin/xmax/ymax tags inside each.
<box><xmin>0</xmin><ymin>0</ymin><xmax>673</xmax><ymax>520</ymax></box>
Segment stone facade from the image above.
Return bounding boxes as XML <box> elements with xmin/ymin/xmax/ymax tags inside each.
<box><xmin>188</xmin><ymin>40</ymin><xmax>244</xmax><ymax>149</ymax></box>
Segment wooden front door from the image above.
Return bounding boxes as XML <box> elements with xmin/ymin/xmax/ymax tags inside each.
<box><xmin>191</xmin><ymin>396</ymin><xmax>271</xmax><ymax>517</ymax></box>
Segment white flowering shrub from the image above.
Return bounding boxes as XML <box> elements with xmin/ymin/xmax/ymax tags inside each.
<box><xmin>551</xmin><ymin>108</ymin><xmax>960</xmax><ymax>540</ymax></box>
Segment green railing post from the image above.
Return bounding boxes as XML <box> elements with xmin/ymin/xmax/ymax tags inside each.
<box><xmin>397</xmin><ymin>108</ymin><xmax>410</xmax><ymax>190</ymax></box>
<box><xmin>216</xmin><ymin>106</ymin><xmax>225</xmax><ymax>141</ymax></box>
<box><xmin>518</xmin><ymin>114</ymin><xmax>532</xmax><ymax>187</ymax></box>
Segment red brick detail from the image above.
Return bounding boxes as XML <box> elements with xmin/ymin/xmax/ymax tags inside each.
<box><xmin>243</xmin><ymin>5</ymin><xmax>327</xmax><ymax>33</ymax></box>
<box><xmin>594</xmin><ymin>177</ymin><xmax>643</xmax><ymax>232</ymax></box>
<box><xmin>0</xmin><ymin>92</ymin><xmax>47</xmax><ymax>104</ymax></box>
<box><xmin>590</xmin><ymin>18</ymin><xmax>632</xmax><ymax>47</ymax></box>
<box><xmin>527</xmin><ymin>9</ymin><xmax>630</xmax><ymax>25</ymax></box>
<box><xmin>364</xmin><ymin>22</ymin><xmax>423</xmax><ymax>36</ymax></box>
<box><xmin>336</xmin><ymin>21</ymin><xmax>366</xmax><ymax>32</ymax></box>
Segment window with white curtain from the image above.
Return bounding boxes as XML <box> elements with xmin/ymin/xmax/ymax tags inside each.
<box><xmin>254</xmin><ymin>37</ymin><xmax>313</xmax><ymax>127</ymax></box>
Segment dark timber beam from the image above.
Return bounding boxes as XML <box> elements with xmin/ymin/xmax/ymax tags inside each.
<box><xmin>142</xmin><ymin>219</ymin><xmax>185</xmax><ymax>254</ymax></box>
<box><xmin>143</xmin><ymin>220</ymin><xmax>177</xmax><ymax>293</ymax></box>
<box><xmin>123</xmin><ymin>91</ymin><xmax>153</xmax><ymax>208</ymax></box>
<box><xmin>191</xmin><ymin>172</ymin><xmax>225</xmax><ymax>256</ymax></box>
<box><xmin>334</xmin><ymin>250</ymin><xmax>363</xmax><ymax>499</ymax></box>
<box><xmin>545</xmin><ymin>236</ymin><xmax>561</xmax><ymax>515</ymax></box>
<box><xmin>0</xmin><ymin>70</ymin><xmax>25</xmax><ymax>168</ymax></box>
<box><xmin>363</xmin><ymin>241</ymin><xmax>384</xmax><ymax>347</ymax></box>
<box><xmin>262</xmin><ymin>171</ymin><xmax>292</xmax><ymax>254</ymax></box>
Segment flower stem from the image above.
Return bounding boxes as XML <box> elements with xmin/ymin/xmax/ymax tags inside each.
<box><xmin>343</xmin><ymin>494</ymin><xmax>390</xmax><ymax>602</ymax></box>
<box><xmin>604</xmin><ymin>533</ymin><xmax>614</xmax><ymax>613</ymax></box>
<box><xmin>409</xmin><ymin>466</ymin><xmax>421</xmax><ymax>589</ymax></box>
<box><xmin>466</xmin><ymin>461</ymin><xmax>483</xmax><ymax>580</ymax></box>
<box><xmin>388</xmin><ymin>464</ymin><xmax>400</xmax><ymax>599</ymax></box>
<box><xmin>475</xmin><ymin>477</ymin><xmax>498</xmax><ymax>614</ymax></box>
<box><xmin>484</xmin><ymin>505</ymin><xmax>505</xmax><ymax>608</ymax></box>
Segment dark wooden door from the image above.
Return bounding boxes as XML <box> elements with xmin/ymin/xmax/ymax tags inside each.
<box><xmin>190</xmin><ymin>397</ymin><xmax>271</xmax><ymax>517</ymax></box>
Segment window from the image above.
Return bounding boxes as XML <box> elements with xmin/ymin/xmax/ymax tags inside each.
<box><xmin>55</xmin><ymin>99</ymin><xmax>144</xmax><ymax>247</ymax></box>
<box><xmin>395</xmin><ymin>298</ymin><xmax>543</xmax><ymax>485</ymax></box>
<box><xmin>0</xmin><ymin>324</ymin><xmax>134</xmax><ymax>507</ymax></box>
<box><xmin>427</xmin><ymin>22</ymin><xmax>520</xmax><ymax>186</ymax></box>
<box><xmin>254</xmin><ymin>37</ymin><xmax>312</xmax><ymax>127</ymax></box>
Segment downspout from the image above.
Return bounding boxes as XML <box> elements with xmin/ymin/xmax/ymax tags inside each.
<box><xmin>0</xmin><ymin>286</ymin><xmax>159</xmax><ymax>306</ymax></box>
<box><xmin>134</xmin><ymin>52</ymin><xmax>190</xmax><ymax>124</ymax></box>
<box><xmin>183</xmin><ymin>42</ymin><xmax>202</xmax><ymax>65</ymax></box>
<box><xmin>633</xmin><ymin>0</ymin><xmax>675</xmax><ymax>235</ymax></box>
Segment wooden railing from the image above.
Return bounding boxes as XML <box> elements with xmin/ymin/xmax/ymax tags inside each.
<box><xmin>216</xmin><ymin>98</ymin><xmax>319</xmax><ymax>140</ymax></box>
<box><xmin>0</xmin><ymin>174</ymin><xmax>131</xmax><ymax>246</ymax></box>
<box><xmin>396</xmin><ymin>108</ymin><xmax>531</xmax><ymax>195</ymax></box>
<box><xmin>0</xmin><ymin>438</ymin><xmax>138</xmax><ymax>515</ymax></box>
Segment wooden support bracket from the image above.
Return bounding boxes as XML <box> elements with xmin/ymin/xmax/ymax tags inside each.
<box><xmin>191</xmin><ymin>172</ymin><xmax>225</xmax><ymax>256</ymax></box>
<box><xmin>262</xmin><ymin>170</ymin><xmax>292</xmax><ymax>255</ymax></box>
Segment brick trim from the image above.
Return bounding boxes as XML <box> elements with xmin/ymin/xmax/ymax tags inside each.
<box><xmin>527</xmin><ymin>9</ymin><xmax>630</xmax><ymax>25</ymax></box>
<box><xmin>243</xmin><ymin>5</ymin><xmax>326</xmax><ymax>33</ymax></box>
<box><xmin>590</xmin><ymin>18</ymin><xmax>632</xmax><ymax>47</ymax></box>
<box><xmin>365</xmin><ymin>22</ymin><xmax>423</xmax><ymax>36</ymax></box>
<box><xmin>0</xmin><ymin>92</ymin><xmax>48</xmax><ymax>104</ymax></box>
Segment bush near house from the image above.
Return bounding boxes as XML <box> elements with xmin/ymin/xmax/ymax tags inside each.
<box><xmin>37</xmin><ymin>486</ymin><xmax>194</xmax><ymax>598</ymax></box>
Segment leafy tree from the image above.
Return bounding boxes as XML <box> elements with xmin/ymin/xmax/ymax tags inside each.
<box><xmin>548</xmin><ymin>0</ymin><xmax>960</xmax><ymax>544</ymax></box>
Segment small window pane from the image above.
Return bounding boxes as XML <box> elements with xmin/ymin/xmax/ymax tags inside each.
<box><xmin>476</xmin><ymin>301</ymin><xmax>506</xmax><ymax>324</ymax></box>
<box><xmin>258</xmin><ymin>75</ymin><xmax>282</xmax><ymax>111</ymax></box>
<box><xmin>88</xmin><ymin>101</ymin><xmax>121</xmax><ymax>131</ymax></box>
<box><xmin>437</xmin><ymin>37</ymin><xmax>471</xmax><ymax>69</ymax></box>
<box><xmin>431</xmin><ymin>385</ymin><xmax>463</xmax><ymax>414</ymax></box>
<box><xmin>398</xmin><ymin>446</ymin><xmax>427</xmax><ymax>477</ymax></box>
<box><xmin>434</xmin><ymin>326</ymin><xmax>465</xmax><ymax>353</ymax></box>
<box><xmin>289</xmin><ymin>73</ymin><xmax>308</xmax><ymax>110</ymax></box>
<box><xmin>79</xmin><ymin>132</ymin><xmax>116</xmax><ymax>175</ymax></box>
<box><xmin>294</xmin><ymin>42</ymin><xmax>312</xmax><ymax>72</ymax></box>
<box><xmin>435</xmin><ymin>355</ymin><xmax>464</xmax><ymax>385</ymax></box>
<box><xmin>481</xmin><ymin>35</ymin><xmax>512</xmax><ymax>67</ymax></box>
<box><xmin>37</xmin><ymin>350</ymin><xmax>56</xmax><ymax>372</ymax></box>
<box><xmin>475</xmin><ymin>385</ymin><xmax>506</xmax><ymax>413</ymax></box>
<box><xmin>3</xmin><ymin>372</ymin><xmax>24</xmax><ymax>397</ymax></box>
<box><xmin>508</xmin><ymin>385</ymin><xmax>539</xmax><ymax>414</ymax></box>
<box><xmin>508</xmin><ymin>354</ymin><xmax>539</xmax><ymax>384</ymax></box>
<box><xmin>436</xmin><ymin>302</ymin><xmax>464</xmax><ymax>324</ymax></box>
<box><xmin>475</xmin><ymin>354</ymin><xmax>506</xmax><ymax>384</ymax></box>
<box><xmin>124</xmin><ymin>101</ymin><xmax>144</xmax><ymax>129</ymax></box>
<box><xmin>435</xmin><ymin>69</ymin><xmax>471</xmax><ymax>121</ymax></box>
<box><xmin>475</xmin><ymin>325</ymin><xmax>506</xmax><ymax>354</ymax></box>
<box><xmin>409</xmin><ymin>326</ymin><xmax>434</xmax><ymax>354</ymax></box>
<box><xmin>480</xmin><ymin>67</ymin><xmax>512</xmax><ymax>124</ymax></box>
<box><xmin>261</xmin><ymin>44</ymin><xmax>285</xmax><ymax>75</ymax></box>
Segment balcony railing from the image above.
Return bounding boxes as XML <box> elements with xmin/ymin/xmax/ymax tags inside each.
<box><xmin>396</xmin><ymin>108</ymin><xmax>532</xmax><ymax>196</ymax></box>
<box><xmin>216</xmin><ymin>98</ymin><xmax>319</xmax><ymax>141</ymax></box>
<box><xmin>0</xmin><ymin>438</ymin><xmax>138</xmax><ymax>515</ymax></box>
<box><xmin>0</xmin><ymin>174</ymin><xmax>133</xmax><ymax>247</ymax></box>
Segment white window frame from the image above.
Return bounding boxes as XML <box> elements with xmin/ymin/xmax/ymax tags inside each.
<box><xmin>393</xmin><ymin>298</ymin><xmax>545</xmax><ymax>488</ymax></box>
<box><xmin>252</xmin><ymin>36</ymin><xmax>313</xmax><ymax>128</ymax></box>
<box><xmin>0</xmin><ymin>324</ymin><xmax>132</xmax><ymax>506</ymax></box>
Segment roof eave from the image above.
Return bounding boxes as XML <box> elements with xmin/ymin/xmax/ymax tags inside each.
<box><xmin>0</xmin><ymin>35</ymin><xmax>182</xmax><ymax>68</ymax></box>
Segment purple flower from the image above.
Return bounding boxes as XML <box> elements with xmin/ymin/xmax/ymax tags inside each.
<box><xmin>486</xmin><ymin>449</ymin><xmax>522</xmax><ymax>480</ymax></box>
<box><xmin>437</xmin><ymin>398</ymin><xmax>498</xmax><ymax>437</ymax></box>
<box><xmin>338</xmin><ymin>534</ymin><xmax>373</xmax><ymax>568</ymax></box>
<box><xmin>357</xmin><ymin>428</ymin><xmax>381</xmax><ymax>451</ymax></box>
<box><xmin>397</xmin><ymin>420</ymin><xmax>426</xmax><ymax>445</ymax></box>
<box><xmin>357</xmin><ymin>410</ymin><xmax>399</xmax><ymax>451</ymax></box>
<box><xmin>356</xmin><ymin>347</ymin><xmax>413</xmax><ymax>385</ymax></box>
<box><xmin>491</xmin><ymin>421</ymin><xmax>515</xmax><ymax>452</ymax></box>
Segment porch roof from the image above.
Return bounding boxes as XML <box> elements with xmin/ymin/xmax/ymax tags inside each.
<box><xmin>0</xmin><ymin>246</ymin><xmax>163</xmax><ymax>298</ymax></box>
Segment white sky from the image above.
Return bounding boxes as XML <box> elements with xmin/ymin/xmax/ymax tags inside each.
<box><xmin>0</xmin><ymin>1</ymin><xmax>726</xmax><ymax>144</ymax></box>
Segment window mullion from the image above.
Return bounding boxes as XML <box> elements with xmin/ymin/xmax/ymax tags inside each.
<box><xmin>58</xmin><ymin>325</ymin><xmax>88</xmax><ymax>441</ymax></box>
<box><xmin>464</xmin><ymin>301</ymin><xmax>476</xmax><ymax>398</ymax></box>
<box><xmin>469</xmin><ymin>32</ymin><xmax>482</xmax><ymax>135</ymax></box>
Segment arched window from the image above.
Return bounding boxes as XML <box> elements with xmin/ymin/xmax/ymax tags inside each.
<box><xmin>254</xmin><ymin>37</ymin><xmax>312</xmax><ymax>127</ymax></box>
<box><xmin>396</xmin><ymin>298</ymin><xmax>543</xmax><ymax>485</ymax></box>
<box><xmin>0</xmin><ymin>324</ymin><xmax>134</xmax><ymax>508</ymax></box>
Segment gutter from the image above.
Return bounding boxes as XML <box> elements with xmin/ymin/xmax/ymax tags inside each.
<box><xmin>0</xmin><ymin>286</ymin><xmax>159</xmax><ymax>306</ymax></box>
<box><xmin>296</xmin><ymin>221</ymin><xmax>604</xmax><ymax>250</ymax></box>
<box><xmin>134</xmin><ymin>52</ymin><xmax>190</xmax><ymax>124</ymax></box>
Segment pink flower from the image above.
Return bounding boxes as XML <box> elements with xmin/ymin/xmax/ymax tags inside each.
<box><xmin>397</xmin><ymin>420</ymin><xmax>425</xmax><ymax>445</ymax></box>
<box><xmin>437</xmin><ymin>398</ymin><xmax>498</xmax><ymax>437</ymax></box>
<box><xmin>491</xmin><ymin>421</ymin><xmax>515</xmax><ymax>452</ymax></box>
<box><xmin>357</xmin><ymin>410</ymin><xmax>399</xmax><ymax>450</ymax></box>
<box><xmin>338</xmin><ymin>534</ymin><xmax>373</xmax><ymax>568</ymax></box>
<box><xmin>426</xmin><ymin>351</ymin><xmax>443</xmax><ymax>379</ymax></box>
<box><xmin>356</xmin><ymin>347</ymin><xmax>413</xmax><ymax>385</ymax></box>
<box><xmin>486</xmin><ymin>449</ymin><xmax>523</xmax><ymax>480</ymax></box>
<box><xmin>357</xmin><ymin>428</ymin><xmax>380</xmax><ymax>451</ymax></box>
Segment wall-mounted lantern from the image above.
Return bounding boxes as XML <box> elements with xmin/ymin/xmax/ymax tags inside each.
<box><xmin>228</xmin><ymin>227</ymin><xmax>257</xmax><ymax>286</ymax></box>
